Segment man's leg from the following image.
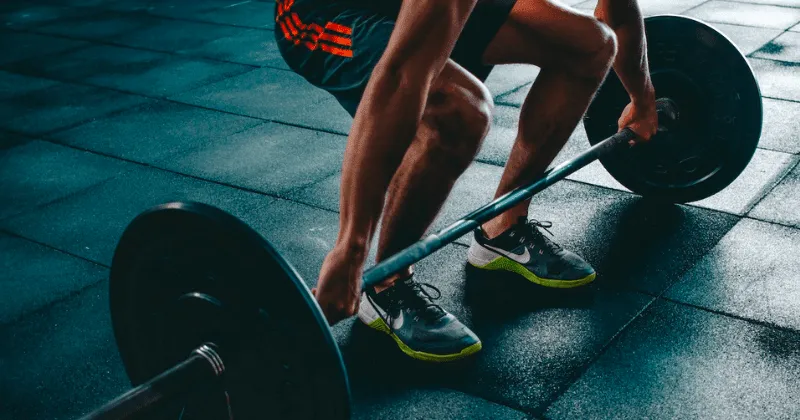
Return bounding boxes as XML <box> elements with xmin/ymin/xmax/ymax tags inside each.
<box><xmin>374</xmin><ymin>60</ymin><xmax>493</xmax><ymax>288</ymax></box>
<box><xmin>352</xmin><ymin>60</ymin><xmax>492</xmax><ymax>362</ymax></box>
<box><xmin>276</xmin><ymin>0</ymin><xmax>489</xmax><ymax>361</ymax></box>
<box><xmin>466</xmin><ymin>0</ymin><xmax>617</xmax><ymax>287</ymax></box>
<box><xmin>482</xmin><ymin>0</ymin><xmax>617</xmax><ymax>236</ymax></box>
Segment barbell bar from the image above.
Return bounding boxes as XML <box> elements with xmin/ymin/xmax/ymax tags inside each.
<box><xmin>77</xmin><ymin>14</ymin><xmax>762</xmax><ymax>420</ymax></box>
<box><xmin>84</xmin><ymin>126</ymin><xmax>641</xmax><ymax>420</ymax></box>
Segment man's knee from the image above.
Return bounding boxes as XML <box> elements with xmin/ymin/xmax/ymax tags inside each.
<box><xmin>422</xmin><ymin>82</ymin><xmax>493</xmax><ymax>167</ymax></box>
<box><xmin>579</xmin><ymin>21</ymin><xmax>617</xmax><ymax>80</ymax></box>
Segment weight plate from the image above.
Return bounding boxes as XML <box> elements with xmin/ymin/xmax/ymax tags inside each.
<box><xmin>583</xmin><ymin>15</ymin><xmax>763</xmax><ymax>203</ymax></box>
<box><xmin>109</xmin><ymin>202</ymin><xmax>351</xmax><ymax>420</ymax></box>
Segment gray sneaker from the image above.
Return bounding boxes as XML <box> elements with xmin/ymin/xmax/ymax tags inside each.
<box><xmin>357</xmin><ymin>276</ymin><xmax>482</xmax><ymax>362</ymax></box>
<box><xmin>467</xmin><ymin>217</ymin><xmax>596</xmax><ymax>288</ymax></box>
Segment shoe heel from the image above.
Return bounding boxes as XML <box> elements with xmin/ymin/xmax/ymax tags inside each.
<box><xmin>467</xmin><ymin>242</ymin><xmax>500</xmax><ymax>268</ymax></box>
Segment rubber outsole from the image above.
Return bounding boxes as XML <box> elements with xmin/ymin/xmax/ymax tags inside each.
<box><xmin>366</xmin><ymin>318</ymin><xmax>482</xmax><ymax>362</ymax></box>
<box><xmin>469</xmin><ymin>256</ymin><xmax>596</xmax><ymax>289</ymax></box>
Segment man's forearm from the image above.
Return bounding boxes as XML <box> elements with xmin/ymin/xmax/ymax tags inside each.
<box><xmin>598</xmin><ymin>3</ymin><xmax>654</xmax><ymax>105</ymax></box>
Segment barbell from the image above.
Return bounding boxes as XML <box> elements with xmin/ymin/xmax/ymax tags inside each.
<box><xmin>77</xmin><ymin>15</ymin><xmax>762</xmax><ymax>420</ymax></box>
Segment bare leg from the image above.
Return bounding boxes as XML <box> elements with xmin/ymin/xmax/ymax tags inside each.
<box><xmin>374</xmin><ymin>61</ymin><xmax>493</xmax><ymax>290</ymax></box>
<box><xmin>479</xmin><ymin>0</ymin><xmax>618</xmax><ymax>238</ymax></box>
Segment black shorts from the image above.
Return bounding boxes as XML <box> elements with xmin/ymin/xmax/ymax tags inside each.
<box><xmin>273</xmin><ymin>0</ymin><xmax>517</xmax><ymax>116</ymax></box>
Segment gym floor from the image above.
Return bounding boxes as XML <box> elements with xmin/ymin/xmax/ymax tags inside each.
<box><xmin>2</xmin><ymin>0</ymin><xmax>800</xmax><ymax>419</ymax></box>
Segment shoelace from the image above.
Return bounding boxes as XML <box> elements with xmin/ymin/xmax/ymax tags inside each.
<box><xmin>516</xmin><ymin>218</ymin><xmax>562</xmax><ymax>254</ymax></box>
<box><xmin>366</xmin><ymin>278</ymin><xmax>445</xmax><ymax>333</ymax></box>
<box><xmin>405</xmin><ymin>281</ymin><xmax>443</xmax><ymax>313</ymax></box>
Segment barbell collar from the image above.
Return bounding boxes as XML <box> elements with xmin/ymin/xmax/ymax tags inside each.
<box><xmin>79</xmin><ymin>344</ymin><xmax>224</xmax><ymax>420</ymax></box>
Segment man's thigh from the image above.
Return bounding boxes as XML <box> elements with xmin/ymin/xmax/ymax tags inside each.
<box><xmin>274</xmin><ymin>0</ymin><xmax>516</xmax><ymax>117</ymax></box>
<box><xmin>482</xmin><ymin>0</ymin><xmax>610</xmax><ymax>68</ymax></box>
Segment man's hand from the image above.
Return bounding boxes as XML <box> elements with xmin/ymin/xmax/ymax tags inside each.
<box><xmin>312</xmin><ymin>252</ymin><xmax>362</xmax><ymax>325</ymax></box>
<box><xmin>618</xmin><ymin>98</ymin><xmax>658</xmax><ymax>144</ymax></box>
<box><xmin>596</xmin><ymin>0</ymin><xmax>657</xmax><ymax>145</ymax></box>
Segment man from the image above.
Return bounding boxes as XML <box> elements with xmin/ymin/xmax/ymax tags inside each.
<box><xmin>274</xmin><ymin>0</ymin><xmax>658</xmax><ymax>361</ymax></box>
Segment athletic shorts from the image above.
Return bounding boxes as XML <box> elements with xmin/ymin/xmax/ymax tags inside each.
<box><xmin>273</xmin><ymin>0</ymin><xmax>518</xmax><ymax>116</ymax></box>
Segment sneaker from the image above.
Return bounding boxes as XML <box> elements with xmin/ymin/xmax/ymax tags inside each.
<box><xmin>357</xmin><ymin>276</ymin><xmax>482</xmax><ymax>362</ymax></box>
<box><xmin>467</xmin><ymin>217</ymin><xmax>595</xmax><ymax>288</ymax></box>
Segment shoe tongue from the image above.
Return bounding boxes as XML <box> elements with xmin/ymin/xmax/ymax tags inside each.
<box><xmin>419</xmin><ymin>304</ymin><xmax>446</xmax><ymax>322</ymax></box>
<box><xmin>515</xmin><ymin>216</ymin><xmax>537</xmax><ymax>234</ymax></box>
<box><xmin>397</xmin><ymin>277</ymin><xmax>446</xmax><ymax>321</ymax></box>
<box><xmin>399</xmin><ymin>276</ymin><xmax>416</xmax><ymax>288</ymax></box>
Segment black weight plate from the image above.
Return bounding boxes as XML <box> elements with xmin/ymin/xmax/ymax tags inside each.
<box><xmin>583</xmin><ymin>15</ymin><xmax>762</xmax><ymax>203</ymax></box>
<box><xmin>109</xmin><ymin>202</ymin><xmax>351</xmax><ymax>420</ymax></box>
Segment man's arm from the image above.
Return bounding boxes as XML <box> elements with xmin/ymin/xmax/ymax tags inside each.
<box><xmin>594</xmin><ymin>0</ymin><xmax>654</xmax><ymax>106</ymax></box>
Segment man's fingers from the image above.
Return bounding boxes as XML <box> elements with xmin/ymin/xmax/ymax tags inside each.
<box><xmin>318</xmin><ymin>300</ymin><xmax>359</xmax><ymax>326</ymax></box>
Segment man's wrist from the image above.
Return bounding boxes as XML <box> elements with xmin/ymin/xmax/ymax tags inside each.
<box><xmin>630</xmin><ymin>81</ymin><xmax>656</xmax><ymax>106</ymax></box>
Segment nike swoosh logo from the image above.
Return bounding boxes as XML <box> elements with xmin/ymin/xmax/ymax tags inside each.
<box><xmin>374</xmin><ymin>304</ymin><xmax>404</xmax><ymax>329</ymax></box>
<box><xmin>483</xmin><ymin>244</ymin><xmax>531</xmax><ymax>264</ymax></box>
<box><xmin>391</xmin><ymin>312</ymin><xmax>404</xmax><ymax>329</ymax></box>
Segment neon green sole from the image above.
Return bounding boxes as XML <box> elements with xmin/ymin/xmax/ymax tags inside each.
<box><xmin>469</xmin><ymin>256</ymin><xmax>596</xmax><ymax>289</ymax></box>
<box><xmin>367</xmin><ymin>318</ymin><xmax>482</xmax><ymax>362</ymax></box>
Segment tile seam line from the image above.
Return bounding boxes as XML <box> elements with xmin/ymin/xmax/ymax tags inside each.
<box><xmin>8</xmin><ymin>151</ymin><xmax>781</xmax><ymax>331</ymax></box>
<box><xmin>538</xmin><ymin>290</ymin><xmax>800</xmax><ymax>419</ymax></box>
<box><xmin>500</xmin><ymin>88</ymin><xmax>800</xmax><ymax>112</ymax></box>
<box><xmin>6</xmin><ymin>172</ymin><xmax>791</xmax><ymax>414</ymax></box>
<box><xmin>537</xmin><ymin>206</ymin><xmax>749</xmax><ymax>416</ymax></box>
<box><xmin>418</xmin><ymin>387</ymin><xmax>534</xmax><ymax>419</ymax></box>
<box><xmin>2</xmin><ymin>24</ymin><xmax>787</xmax><ymax>240</ymax></box>
<box><xmin>479</xmin><ymin>157</ymin><xmax>752</xmax><ymax>218</ymax></box>
<box><xmin>0</xmin><ymin>165</ymin><xmax>139</xmax><ymax>225</ymax></box>
<box><xmin>536</xmin><ymin>293</ymin><xmax>661</xmax><ymax>418</ymax></box>
<box><xmin>0</xmin><ymin>139</ymin><xmax>346</xmax><ymax>221</ymax></box>
<box><xmin>762</xmin><ymin>95</ymin><xmax>800</xmax><ymax>104</ymax></box>
<box><xmin>0</xmin><ymin>65</ymin><xmax>350</xmax><ymax>139</ymax></box>
<box><xmin>717</xmin><ymin>0</ymin><xmax>800</xmax><ymax>10</ymax></box>
<box><xmin>536</xmin><ymin>172</ymin><xmax>800</xmax><ymax>417</ymax></box>
<box><xmin>94</xmin><ymin>5</ymin><xmax>277</xmax><ymax>31</ymax></box>
<box><xmin>0</xmin><ymin>274</ymin><xmax>108</xmax><ymax>329</ymax></box>
<box><xmin>627</xmin><ymin>285</ymin><xmax>800</xmax><ymax>335</ymax></box>
<box><xmin>30</xmin><ymin>137</ymin><xmax>291</xmax><ymax>202</ymax></box>
<box><xmin>11</xmin><ymin>25</ymin><xmax>266</xmax><ymax>69</ymax></box>
<box><xmin>658</xmin><ymin>295</ymin><xmax>800</xmax><ymax>337</ymax></box>
<box><xmin>0</xmin><ymin>228</ymin><xmax>109</xmax><ymax>269</ymax></box>
<box><xmin>10</xmin><ymin>215</ymin><xmax>786</xmax><ymax>415</ymax></box>
<box><xmin>541</xmin><ymin>264</ymin><xmax>718</xmax><ymax>415</ymax></box>
<box><xmin>742</xmin><ymin>156</ymin><xmax>800</xmax><ymax>214</ymax></box>
<box><xmin>687</xmin><ymin>17</ymin><xmax>797</xmax><ymax>31</ymax></box>
<box><xmin>0</xmin><ymin>65</ymin><xmax>264</xmax><ymax>126</ymax></box>
<box><xmin>745</xmin><ymin>214</ymin><xmax>799</xmax><ymax>229</ymax></box>
<box><xmin>751</xmin><ymin>56</ymin><xmax>800</xmax><ymax>65</ymax></box>
<box><xmin>12</xmin><ymin>137</ymin><xmax>347</xmax><ymax>218</ymax></box>
<box><xmin>4</xmin><ymin>96</ymin><xmax>163</xmax><ymax>140</ymax></box>
<box><xmin>57</xmin><ymin>0</ymin><xmax>275</xmax><ymax>31</ymax></box>
<box><xmin>680</xmin><ymin>0</ymin><xmax>715</xmax><ymax>15</ymax></box>
<box><xmin>494</xmin><ymin>81</ymin><xmax>535</xmax><ymax>103</ymax></box>
<box><xmin>0</xmin><ymin>238</ymin><xmax>523</xmax><ymax>418</ymax></box>
<box><xmin>20</xmin><ymin>94</ymin><xmax>762</xmax><ymax>224</ymax></box>
<box><xmin>2</xmin><ymin>76</ymin><xmax>761</xmax><ymax>227</ymax></box>
<box><xmin>2</xmin><ymin>160</ymin><xmax>781</xmax><ymax>415</ymax></box>
<box><xmin>746</xmin><ymin>21</ymin><xmax>800</xmax><ymax>60</ymax></box>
